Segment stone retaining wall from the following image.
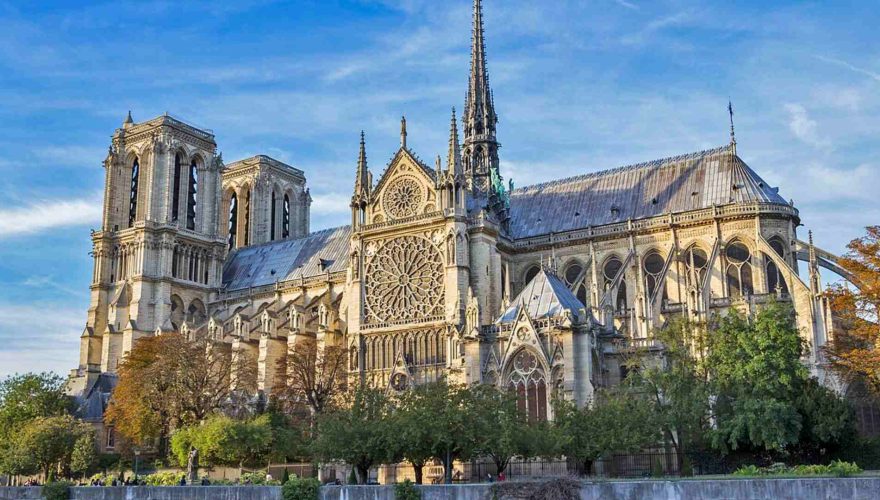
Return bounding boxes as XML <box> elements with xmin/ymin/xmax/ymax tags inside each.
<box><xmin>2</xmin><ymin>478</ymin><xmax>879</xmax><ymax>500</ymax></box>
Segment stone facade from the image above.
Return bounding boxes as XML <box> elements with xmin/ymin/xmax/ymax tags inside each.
<box><xmin>68</xmin><ymin>0</ymin><xmax>848</xmax><ymax>445</ymax></box>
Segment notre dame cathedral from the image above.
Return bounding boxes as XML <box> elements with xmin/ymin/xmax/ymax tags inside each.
<box><xmin>69</xmin><ymin>0</ymin><xmax>849</xmax><ymax>448</ymax></box>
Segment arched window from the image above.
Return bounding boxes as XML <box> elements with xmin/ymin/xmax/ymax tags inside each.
<box><xmin>726</xmin><ymin>241</ymin><xmax>753</xmax><ymax>297</ymax></box>
<box><xmin>282</xmin><ymin>194</ymin><xmax>291</xmax><ymax>238</ymax></box>
<box><xmin>563</xmin><ymin>261</ymin><xmax>588</xmax><ymax>306</ymax></box>
<box><xmin>766</xmin><ymin>238</ymin><xmax>789</xmax><ymax>294</ymax></box>
<box><xmin>682</xmin><ymin>246</ymin><xmax>709</xmax><ymax>287</ymax></box>
<box><xmin>270</xmin><ymin>191</ymin><xmax>277</xmax><ymax>241</ymax></box>
<box><xmin>186</xmin><ymin>160</ymin><xmax>198</xmax><ymax>230</ymax></box>
<box><xmin>227</xmin><ymin>193</ymin><xmax>238</xmax><ymax>249</ymax></box>
<box><xmin>603</xmin><ymin>257</ymin><xmax>626</xmax><ymax>312</ymax></box>
<box><xmin>170</xmin><ymin>295</ymin><xmax>185</xmax><ymax>331</ymax></box>
<box><xmin>172</xmin><ymin>154</ymin><xmax>182</xmax><ymax>222</ymax></box>
<box><xmin>243</xmin><ymin>190</ymin><xmax>251</xmax><ymax>246</ymax></box>
<box><xmin>506</xmin><ymin>348</ymin><xmax>547</xmax><ymax>422</ymax></box>
<box><xmin>171</xmin><ymin>245</ymin><xmax>179</xmax><ymax>278</ymax></box>
<box><xmin>128</xmin><ymin>157</ymin><xmax>139</xmax><ymax>227</ymax></box>
<box><xmin>523</xmin><ymin>265</ymin><xmax>540</xmax><ymax>285</ymax></box>
<box><xmin>643</xmin><ymin>252</ymin><xmax>666</xmax><ymax>299</ymax></box>
<box><xmin>187</xmin><ymin>299</ymin><xmax>207</xmax><ymax>326</ymax></box>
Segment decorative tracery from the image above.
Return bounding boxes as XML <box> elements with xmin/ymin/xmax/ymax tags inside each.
<box><xmin>506</xmin><ymin>349</ymin><xmax>548</xmax><ymax>422</ymax></box>
<box><xmin>364</xmin><ymin>235</ymin><xmax>444</xmax><ymax>325</ymax></box>
<box><xmin>382</xmin><ymin>177</ymin><xmax>424</xmax><ymax>219</ymax></box>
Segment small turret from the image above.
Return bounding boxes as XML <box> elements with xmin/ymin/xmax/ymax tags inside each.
<box><xmin>123</xmin><ymin>110</ymin><xmax>134</xmax><ymax>129</ymax></box>
<box><xmin>400</xmin><ymin>116</ymin><xmax>407</xmax><ymax>150</ymax></box>
<box><xmin>447</xmin><ymin>107</ymin><xmax>463</xmax><ymax>177</ymax></box>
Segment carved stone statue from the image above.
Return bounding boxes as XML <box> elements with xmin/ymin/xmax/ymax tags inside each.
<box><xmin>187</xmin><ymin>447</ymin><xmax>199</xmax><ymax>483</ymax></box>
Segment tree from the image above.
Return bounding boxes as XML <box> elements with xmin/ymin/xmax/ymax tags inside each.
<box><xmin>6</xmin><ymin>415</ymin><xmax>93</xmax><ymax>480</ymax></box>
<box><xmin>633</xmin><ymin>317</ymin><xmax>711</xmax><ymax>473</ymax></box>
<box><xmin>825</xmin><ymin>226</ymin><xmax>880</xmax><ymax>394</ymax></box>
<box><xmin>554</xmin><ymin>390</ymin><xmax>658</xmax><ymax>475</ymax></box>
<box><xmin>707</xmin><ymin>303</ymin><xmax>807</xmax><ymax>452</ymax></box>
<box><xmin>312</xmin><ymin>386</ymin><xmax>393</xmax><ymax>484</ymax></box>
<box><xmin>470</xmin><ymin>384</ymin><xmax>529</xmax><ymax>475</ymax></box>
<box><xmin>391</xmin><ymin>385</ymin><xmax>441</xmax><ymax>484</ymax></box>
<box><xmin>791</xmin><ymin>377</ymin><xmax>856</xmax><ymax>462</ymax></box>
<box><xmin>170</xmin><ymin>414</ymin><xmax>275</xmax><ymax>469</ymax></box>
<box><xmin>416</xmin><ymin>381</ymin><xmax>480</xmax><ymax>484</ymax></box>
<box><xmin>0</xmin><ymin>372</ymin><xmax>70</xmax><ymax>443</ymax></box>
<box><xmin>105</xmin><ymin>333</ymin><xmax>249</xmax><ymax>454</ymax></box>
<box><xmin>70</xmin><ymin>433</ymin><xmax>98</xmax><ymax>479</ymax></box>
<box><xmin>275</xmin><ymin>342</ymin><xmax>347</xmax><ymax>426</ymax></box>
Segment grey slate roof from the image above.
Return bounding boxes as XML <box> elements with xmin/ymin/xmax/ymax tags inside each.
<box><xmin>222</xmin><ymin>226</ymin><xmax>351</xmax><ymax>291</ymax></box>
<box><xmin>499</xmin><ymin>267</ymin><xmax>585</xmax><ymax>324</ymax></box>
<box><xmin>74</xmin><ymin>373</ymin><xmax>117</xmax><ymax>422</ymax></box>
<box><xmin>508</xmin><ymin>145</ymin><xmax>787</xmax><ymax>239</ymax></box>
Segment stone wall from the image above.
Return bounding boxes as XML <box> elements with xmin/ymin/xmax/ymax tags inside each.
<box><xmin>2</xmin><ymin>478</ymin><xmax>880</xmax><ymax>500</ymax></box>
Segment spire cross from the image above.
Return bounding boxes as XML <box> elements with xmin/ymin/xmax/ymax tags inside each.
<box><xmin>400</xmin><ymin>116</ymin><xmax>407</xmax><ymax>149</ymax></box>
<box><xmin>728</xmin><ymin>99</ymin><xmax>737</xmax><ymax>154</ymax></box>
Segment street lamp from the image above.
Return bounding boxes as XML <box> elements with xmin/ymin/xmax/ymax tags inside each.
<box><xmin>133</xmin><ymin>449</ymin><xmax>141</xmax><ymax>481</ymax></box>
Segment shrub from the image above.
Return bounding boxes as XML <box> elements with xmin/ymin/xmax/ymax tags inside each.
<box><xmin>144</xmin><ymin>471</ymin><xmax>186</xmax><ymax>486</ymax></box>
<box><xmin>241</xmin><ymin>470</ymin><xmax>281</xmax><ymax>485</ymax></box>
<box><xmin>732</xmin><ymin>465</ymin><xmax>761</xmax><ymax>476</ymax></box>
<box><xmin>281</xmin><ymin>468</ymin><xmax>291</xmax><ymax>484</ymax></box>
<box><xmin>828</xmin><ymin>460</ymin><xmax>861</xmax><ymax>477</ymax></box>
<box><xmin>282</xmin><ymin>477</ymin><xmax>321</xmax><ymax>500</ymax></box>
<box><xmin>394</xmin><ymin>479</ymin><xmax>421</xmax><ymax>500</ymax></box>
<box><xmin>42</xmin><ymin>481</ymin><xmax>72</xmax><ymax>500</ymax></box>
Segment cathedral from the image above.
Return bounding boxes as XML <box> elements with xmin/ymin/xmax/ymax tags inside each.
<box><xmin>69</xmin><ymin>0</ymin><xmax>848</xmax><ymax>447</ymax></box>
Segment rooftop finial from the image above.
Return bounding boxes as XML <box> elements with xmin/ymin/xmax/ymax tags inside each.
<box><xmin>728</xmin><ymin>99</ymin><xmax>737</xmax><ymax>154</ymax></box>
<box><xmin>447</xmin><ymin>107</ymin><xmax>462</xmax><ymax>175</ymax></box>
<box><xmin>354</xmin><ymin>130</ymin><xmax>370</xmax><ymax>197</ymax></box>
<box><xmin>123</xmin><ymin>110</ymin><xmax>134</xmax><ymax>127</ymax></box>
<box><xmin>400</xmin><ymin>116</ymin><xmax>407</xmax><ymax>149</ymax></box>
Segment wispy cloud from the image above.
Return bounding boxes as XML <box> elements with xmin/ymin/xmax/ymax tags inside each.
<box><xmin>0</xmin><ymin>304</ymin><xmax>81</xmax><ymax>378</ymax></box>
<box><xmin>816</xmin><ymin>55</ymin><xmax>880</xmax><ymax>83</ymax></box>
<box><xmin>783</xmin><ymin>103</ymin><xmax>831</xmax><ymax>150</ymax></box>
<box><xmin>0</xmin><ymin>194</ymin><xmax>102</xmax><ymax>238</ymax></box>
<box><xmin>612</xmin><ymin>0</ymin><xmax>640</xmax><ymax>11</ymax></box>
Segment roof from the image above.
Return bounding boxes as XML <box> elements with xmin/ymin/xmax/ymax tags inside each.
<box><xmin>498</xmin><ymin>267</ymin><xmax>585</xmax><ymax>323</ymax></box>
<box><xmin>508</xmin><ymin>146</ymin><xmax>787</xmax><ymax>239</ymax></box>
<box><xmin>74</xmin><ymin>373</ymin><xmax>117</xmax><ymax>422</ymax></box>
<box><xmin>222</xmin><ymin>226</ymin><xmax>351</xmax><ymax>291</ymax></box>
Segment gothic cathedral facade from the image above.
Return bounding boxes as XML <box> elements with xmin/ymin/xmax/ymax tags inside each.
<box><xmin>70</xmin><ymin>0</ymin><xmax>844</xmax><ymax>434</ymax></box>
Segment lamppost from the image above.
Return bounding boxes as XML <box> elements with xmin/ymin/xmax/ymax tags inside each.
<box><xmin>133</xmin><ymin>449</ymin><xmax>141</xmax><ymax>481</ymax></box>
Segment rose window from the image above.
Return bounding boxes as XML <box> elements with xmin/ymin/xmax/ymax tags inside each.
<box><xmin>383</xmin><ymin>177</ymin><xmax>423</xmax><ymax>219</ymax></box>
<box><xmin>364</xmin><ymin>235</ymin><xmax>444</xmax><ymax>324</ymax></box>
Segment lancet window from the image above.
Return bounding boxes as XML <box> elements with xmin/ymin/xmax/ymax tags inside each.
<box><xmin>506</xmin><ymin>349</ymin><xmax>548</xmax><ymax>422</ymax></box>
<box><xmin>186</xmin><ymin>160</ymin><xmax>198</xmax><ymax>230</ymax></box>
<box><xmin>726</xmin><ymin>241</ymin><xmax>754</xmax><ymax>297</ymax></box>
<box><xmin>172</xmin><ymin>154</ymin><xmax>182</xmax><ymax>222</ymax></box>
<box><xmin>283</xmin><ymin>194</ymin><xmax>291</xmax><ymax>238</ymax></box>
<box><xmin>562</xmin><ymin>261</ymin><xmax>589</xmax><ymax>306</ymax></box>
<box><xmin>603</xmin><ymin>257</ymin><xmax>627</xmax><ymax>313</ymax></box>
<box><xmin>643</xmin><ymin>252</ymin><xmax>667</xmax><ymax>300</ymax></box>
<box><xmin>227</xmin><ymin>193</ymin><xmax>238</xmax><ymax>249</ymax></box>
<box><xmin>682</xmin><ymin>246</ymin><xmax>709</xmax><ymax>287</ymax></box>
<box><xmin>128</xmin><ymin>157</ymin><xmax>139</xmax><ymax>227</ymax></box>
<box><xmin>766</xmin><ymin>238</ymin><xmax>789</xmax><ymax>294</ymax></box>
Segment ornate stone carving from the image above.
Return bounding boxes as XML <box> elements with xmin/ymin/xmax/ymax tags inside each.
<box><xmin>382</xmin><ymin>177</ymin><xmax>423</xmax><ymax>219</ymax></box>
<box><xmin>364</xmin><ymin>235</ymin><xmax>444</xmax><ymax>324</ymax></box>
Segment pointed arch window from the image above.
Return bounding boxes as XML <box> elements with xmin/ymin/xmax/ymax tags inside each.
<box><xmin>766</xmin><ymin>238</ymin><xmax>789</xmax><ymax>294</ymax></box>
<box><xmin>683</xmin><ymin>246</ymin><xmax>709</xmax><ymax>287</ymax></box>
<box><xmin>128</xmin><ymin>157</ymin><xmax>139</xmax><ymax>227</ymax></box>
<box><xmin>270</xmin><ymin>191</ymin><xmax>277</xmax><ymax>241</ymax></box>
<box><xmin>524</xmin><ymin>265</ymin><xmax>540</xmax><ymax>286</ymax></box>
<box><xmin>603</xmin><ymin>257</ymin><xmax>626</xmax><ymax>312</ymax></box>
<box><xmin>227</xmin><ymin>193</ymin><xmax>238</xmax><ymax>249</ymax></box>
<box><xmin>726</xmin><ymin>242</ymin><xmax>753</xmax><ymax>297</ymax></box>
<box><xmin>172</xmin><ymin>154</ymin><xmax>182</xmax><ymax>222</ymax></box>
<box><xmin>563</xmin><ymin>261</ymin><xmax>588</xmax><ymax>307</ymax></box>
<box><xmin>282</xmin><ymin>194</ymin><xmax>290</xmax><ymax>238</ymax></box>
<box><xmin>507</xmin><ymin>349</ymin><xmax>547</xmax><ymax>422</ymax></box>
<box><xmin>243</xmin><ymin>190</ymin><xmax>251</xmax><ymax>246</ymax></box>
<box><xmin>186</xmin><ymin>160</ymin><xmax>198</xmax><ymax>230</ymax></box>
<box><xmin>643</xmin><ymin>252</ymin><xmax>667</xmax><ymax>300</ymax></box>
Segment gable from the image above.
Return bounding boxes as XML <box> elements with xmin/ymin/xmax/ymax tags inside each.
<box><xmin>369</xmin><ymin>149</ymin><xmax>439</xmax><ymax>224</ymax></box>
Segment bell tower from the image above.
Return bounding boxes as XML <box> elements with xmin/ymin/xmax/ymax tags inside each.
<box><xmin>75</xmin><ymin>113</ymin><xmax>227</xmax><ymax>384</ymax></box>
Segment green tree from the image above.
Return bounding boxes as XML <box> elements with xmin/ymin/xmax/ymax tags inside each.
<box><xmin>554</xmin><ymin>391</ymin><xmax>658</xmax><ymax>475</ymax></box>
<box><xmin>470</xmin><ymin>384</ymin><xmax>529</xmax><ymax>475</ymax></box>
<box><xmin>312</xmin><ymin>387</ymin><xmax>393</xmax><ymax>484</ymax></box>
<box><xmin>791</xmin><ymin>377</ymin><xmax>856</xmax><ymax>461</ymax></box>
<box><xmin>417</xmin><ymin>381</ymin><xmax>479</xmax><ymax>484</ymax></box>
<box><xmin>7</xmin><ymin>415</ymin><xmax>92</xmax><ymax>480</ymax></box>
<box><xmin>633</xmin><ymin>317</ymin><xmax>711</xmax><ymax>473</ymax></box>
<box><xmin>391</xmin><ymin>385</ymin><xmax>441</xmax><ymax>484</ymax></box>
<box><xmin>170</xmin><ymin>414</ymin><xmax>274</xmax><ymax>468</ymax></box>
<box><xmin>707</xmin><ymin>303</ymin><xmax>807</xmax><ymax>452</ymax></box>
<box><xmin>70</xmin><ymin>433</ymin><xmax>98</xmax><ymax>479</ymax></box>
<box><xmin>0</xmin><ymin>372</ymin><xmax>70</xmax><ymax>443</ymax></box>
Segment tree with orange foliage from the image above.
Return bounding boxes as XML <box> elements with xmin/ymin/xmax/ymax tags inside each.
<box><xmin>824</xmin><ymin>226</ymin><xmax>880</xmax><ymax>394</ymax></box>
<box><xmin>105</xmin><ymin>333</ymin><xmax>249</xmax><ymax>455</ymax></box>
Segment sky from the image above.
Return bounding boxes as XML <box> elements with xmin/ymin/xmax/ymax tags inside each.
<box><xmin>0</xmin><ymin>0</ymin><xmax>877</xmax><ymax>379</ymax></box>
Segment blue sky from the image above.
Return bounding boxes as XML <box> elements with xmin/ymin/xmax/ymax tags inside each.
<box><xmin>0</xmin><ymin>0</ymin><xmax>877</xmax><ymax>378</ymax></box>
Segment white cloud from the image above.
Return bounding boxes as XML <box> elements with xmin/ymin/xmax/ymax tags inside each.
<box><xmin>612</xmin><ymin>0</ymin><xmax>640</xmax><ymax>11</ymax></box>
<box><xmin>784</xmin><ymin>103</ymin><xmax>831</xmax><ymax>149</ymax></box>
<box><xmin>0</xmin><ymin>194</ymin><xmax>102</xmax><ymax>238</ymax></box>
<box><xmin>310</xmin><ymin>192</ymin><xmax>351</xmax><ymax>216</ymax></box>
<box><xmin>0</xmin><ymin>304</ymin><xmax>82</xmax><ymax>378</ymax></box>
<box><xmin>816</xmin><ymin>55</ymin><xmax>880</xmax><ymax>83</ymax></box>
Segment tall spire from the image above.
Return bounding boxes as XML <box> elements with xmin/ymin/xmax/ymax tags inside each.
<box><xmin>447</xmin><ymin>107</ymin><xmax>462</xmax><ymax>176</ymax></box>
<box><xmin>400</xmin><ymin>116</ymin><xmax>407</xmax><ymax>149</ymax></box>
<box><xmin>728</xmin><ymin>99</ymin><xmax>737</xmax><ymax>155</ymax></box>
<box><xmin>354</xmin><ymin>131</ymin><xmax>370</xmax><ymax>197</ymax></box>
<box><xmin>464</xmin><ymin>0</ymin><xmax>496</xmax><ymax>141</ymax></box>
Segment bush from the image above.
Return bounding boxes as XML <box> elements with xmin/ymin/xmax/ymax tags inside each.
<box><xmin>88</xmin><ymin>472</ymin><xmax>116</xmax><ymax>486</ymax></box>
<box><xmin>42</xmin><ymin>481</ymin><xmax>72</xmax><ymax>500</ymax></box>
<box><xmin>732</xmin><ymin>465</ymin><xmax>761</xmax><ymax>476</ymax></box>
<box><xmin>282</xmin><ymin>477</ymin><xmax>321</xmax><ymax>500</ymax></box>
<box><xmin>241</xmin><ymin>470</ymin><xmax>281</xmax><ymax>485</ymax></box>
<box><xmin>144</xmin><ymin>471</ymin><xmax>186</xmax><ymax>486</ymax></box>
<box><xmin>828</xmin><ymin>460</ymin><xmax>862</xmax><ymax>477</ymax></box>
<box><xmin>394</xmin><ymin>479</ymin><xmax>421</xmax><ymax>500</ymax></box>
